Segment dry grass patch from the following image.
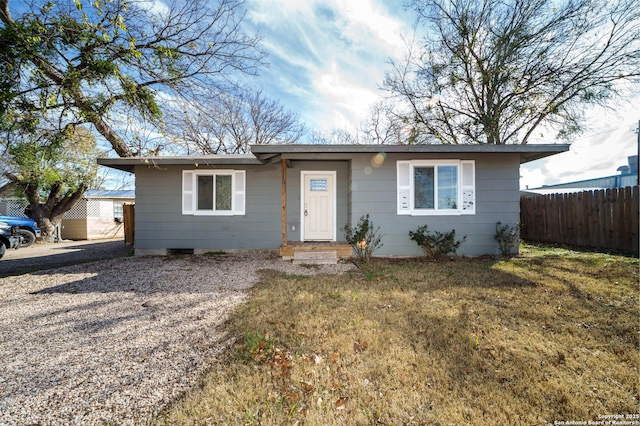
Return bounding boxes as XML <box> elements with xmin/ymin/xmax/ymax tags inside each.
<box><xmin>155</xmin><ymin>245</ymin><xmax>639</xmax><ymax>425</ymax></box>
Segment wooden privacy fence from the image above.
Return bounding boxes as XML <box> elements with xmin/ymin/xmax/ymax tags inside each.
<box><xmin>521</xmin><ymin>186</ymin><xmax>639</xmax><ymax>254</ymax></box>
<box><xmin>123</xmin><ymin>203</ymin><xmax>135</xmax><ymax>244</ymax></box>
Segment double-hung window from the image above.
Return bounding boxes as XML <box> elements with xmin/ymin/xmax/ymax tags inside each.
<box><xmin>182</xmin><ymin>170</ymin><xmax>246</xmax><ymax>216</ymax></box>
<box><xmin>397</xmin><ymin>160</ymin><xmax>475</xmax><ymax>215</ymax></box>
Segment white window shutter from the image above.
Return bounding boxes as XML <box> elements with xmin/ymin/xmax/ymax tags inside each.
<box><xmin>233</xmin><ymin>170</ymin><xmax>246</xmax><ymax>215</ymax></box>
<box><xmin>182</xmin><ymin>170</ymin><xmax>195</xmax><ymax>215</ymax></box>
<box><xmin>461</xmin><ymin>160</ymin><xmax>475</xmax><ymax>215</ymax></box>
<box><xmin>397</xmin><ymin>161</ymin><xmax>411</xmax><ymax>215</ymax></box>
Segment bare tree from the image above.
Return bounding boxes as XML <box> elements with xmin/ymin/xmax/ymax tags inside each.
<box><xmin>167</xmin><ymin>89</ymin><xmax>306</xmax><ymax>154</ymax></box>
<box><xmin>359</xmin><ymin>101</ymin><xmax>419</xmax><ymax>145</ymax></box>
<box><xmin>385</xmin><ymin>0</ymin><xmax>640</xmax><ymax>144</ymax></box>
<box><xmin>310</xmin><ymin>101</ymin><xmax>419</xmax><ymax>145</ymax></box>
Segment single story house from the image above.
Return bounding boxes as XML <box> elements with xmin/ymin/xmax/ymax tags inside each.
<box><xmin>98</xmin><ymin>144</ymin><xmax>568</xmax><ymax>257</ymax></box>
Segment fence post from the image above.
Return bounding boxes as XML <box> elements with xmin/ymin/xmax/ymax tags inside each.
<box><xmin>123</xmin><ymin>203</ymin><xmax>135</xmax><ymax>245</ymax></box>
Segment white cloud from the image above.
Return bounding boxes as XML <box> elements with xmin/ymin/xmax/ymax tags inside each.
<box><xmin>243</xmin><ymin>0</ymin><xmax>637</xmax><ymax>193</ymax></box>
<box><xmin>521</xmin><ymin>98</ymin><xmax>639</xmax><ymax>189</ymax></box>
<box><xmin>330</xmin><ymin>0</ymin><xmax>407</xmax><ymax>53</ymax></box>
<box><xmin>137</xmin><ymin>0</ymin><xmax>170</xmax><ymax>17</ymax></box>
<box><xmin>312</xmin><ymin>60</ymin><xmax>381</xmax><ymax>129</ymax></box>
<box><xmin>244</xmin><ymin>0</ymin><xmax>410</xmax><ymax>132</ymax></box>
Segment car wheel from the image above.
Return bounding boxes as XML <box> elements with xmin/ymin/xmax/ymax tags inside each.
<box><xmin>18</xmin><ymin>229</ymin><xmax>36</xmax><ymax>248</ymax></box>
<box><xmin>0</xmin><ymin>242</ymin><xmax>5</xmax><ymax>259</ymax></box>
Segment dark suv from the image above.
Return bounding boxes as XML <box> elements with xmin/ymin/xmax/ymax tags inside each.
<box><xmin>0</xmin><ymin>222</ymin><xmax>20</xmax><ymax>259</ymax></box>
<box><xmin>0</xmin><ymin>215</ymin><xmax>41</xmax><ymax>247</ymax></box>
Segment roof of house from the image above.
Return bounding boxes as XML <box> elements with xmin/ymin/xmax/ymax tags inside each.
<box><xmin>98</xmin><ymin>144</ymin><xmax>570</xmax><ymax>173</ymax></box>
<box><xmin>98</xmin><ymin>153</ymin><xmax>261</xmax><ymax>173</ymax></box>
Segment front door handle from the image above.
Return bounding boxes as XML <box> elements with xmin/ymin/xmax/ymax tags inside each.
<box><xmin>304</xmin><ymin>209</ymin><xmax>308</xmax><ymax>216</ymax></box>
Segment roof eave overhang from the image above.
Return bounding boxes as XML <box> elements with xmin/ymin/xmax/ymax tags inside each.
<box><xmin>97</xmin><ymin>156</ymin><xmax>264</xmax><ymax>173</ymax></box>
<box><xmin>98</xmin><ymin>144</ymin><xmax>570</xmax><ymax>173</ymax></box>
<box><xmin>251</xmin><ymin>144</ymin><xmax>570</xmax><ymax>164</ymax></box>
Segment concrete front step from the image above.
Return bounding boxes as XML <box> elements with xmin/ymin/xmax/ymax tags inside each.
<box><xmin>292</xmin><ymin>250</ymin><xmax>338</xmax><ymax>265</ymax></box>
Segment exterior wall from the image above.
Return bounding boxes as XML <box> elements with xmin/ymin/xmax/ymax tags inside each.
<box><xmin>61</xmin><ymin>220</ymin><xmax>88</xmax><ymax>240</ymax></box>
<box><xmin>61</xmin><ymin>218</ymin><xmax>124</xmax><ymax>240</ymax></box>
<box><xmin>135</xmin><ymin>161</ymin><xmax>350</xmax><ymax>252</ymax></box>
<box><xmin>133</xmin><ymin>153</ymin><xmax>521</xmax><ymax>256</ymax></box>
<box><xmin>284</xmin><ymin>161</ymin><xmax>349</xmax><ymax>241</ymax></box>
<box><xmin>349</xmin><ymin>152</ymin><xmax>521</xmax><ymax>257</ymax></box>
<box><xmin>87</xmin><ymin>218</ymin><xmax>125</xmax><ymax>239</ymax></box>
<box><xmin>134</xmin><ymin>164</ymin><xmax>282</xmax><ymax>252</ymax></box>
<box><xmin>61</xmin><ymin>198</ymin><xmax>130</xmax><ymax>240</ymax></box>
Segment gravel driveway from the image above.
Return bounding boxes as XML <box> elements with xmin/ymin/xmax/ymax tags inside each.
<box><xmin>0</xmin><ymin>251</ymin><xmax>355</xmax><ymax>425</ymax></box>
<box><xmin>0</xmin><ymin>239</ymin><xmax>134</xmax><ymax>278</ymax></box>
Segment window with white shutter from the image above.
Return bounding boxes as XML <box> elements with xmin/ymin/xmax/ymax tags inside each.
<box><xmin>460</xmin><ymin>160</ymin><xmax>475</xmax><ymax>215</ymax></box>
<box><xmin>182</xmin><ymin>169</ymin><xmax>246</xmax><ymax>216</ymax></box>
<box><xmin>396</xmin><ymin>160</ymin><xmax>475</xmax><ymax>216</ymax></box>
<box><xmin>397</xmin><ymin>161</ymin><xmax>411</xmax><ymax>215</ymax></box>
<box><xmin>182</xmin><ymin>170</ymin><xmax>194</xmax><ymax>214</ymax></box>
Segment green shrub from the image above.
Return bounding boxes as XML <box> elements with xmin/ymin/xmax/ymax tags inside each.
<box><xmin>409</xmin><ymin>225</ymin><xmax>466</xmax><ymax>258</ymax></box>
<box><xmin>494</xmin><ymin>221</ymin><xmax>520</xmax><ymax>256</ymax></box>
<box><xmin>344</xmin><ymin>213</ymin><xmax>383</xmax><ymax>262</ymax></box>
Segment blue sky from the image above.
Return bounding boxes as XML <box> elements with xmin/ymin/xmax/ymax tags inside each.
<box><xmin>239</xmin><ymin>0</ymin><xmax>639</xmax><ymax>189</ymax></box>
<box><xmin>242</xmin><ymin>0</ymin><xmax>414</xmax><ymax>132</ymax></box>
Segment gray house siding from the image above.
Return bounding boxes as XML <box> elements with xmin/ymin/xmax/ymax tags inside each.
<box><xmin>131</xmin><ymin>152</ymin><xmax>520</xmax><ymax>256</ymax></box>
<box><xmin>134</xmin><ymin>161</ymin><xmax>350</xmax><ymax>253</ymax></box>
<box><xmin>348</xmin><ymin>153</ymin><xmax>520</xmax><ymax>256</ymax></box>
<box><xmin>98</xmin><ymin>143</ymin><xmax>568</xmax><ymax>256</ymax></box>
<box><xmin>134</xmin><ymin>164</ymin><xmax>282</xmax><ymax>253</ymax></box>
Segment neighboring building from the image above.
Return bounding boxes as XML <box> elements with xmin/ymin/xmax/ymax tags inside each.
<box><xmin>524</xmin><ymin>155</ymin><xmax>638</xmax><ymax>195</ymax></box>
<box><xmin>61</xmin><ymin>190</ymin><xmax>135</xmax><ymax>240</ymax></box>
<box><xmin>98</xmin><ymin>144</ymin><xmax>568</xmax><ymax>257</ymax></box>
<box><xmin>0</xmin><ymin>190</ymin><xmax>135</xmax><ymax>240</ymax></box>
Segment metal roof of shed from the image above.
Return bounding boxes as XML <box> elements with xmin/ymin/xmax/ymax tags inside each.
<box><xmin>84</xmin><ymin>189</ymin><xmax>135</xmax><ymax>199</ymax></box>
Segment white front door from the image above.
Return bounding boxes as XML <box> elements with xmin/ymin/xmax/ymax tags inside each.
<box><xmin>301</xmin><ymin>171</ymin><xmax>336</xmax><ymax>241</ymax></box>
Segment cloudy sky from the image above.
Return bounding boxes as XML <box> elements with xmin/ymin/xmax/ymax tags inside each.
<box><xmin>242</xmin><ymin>0</ymin><xmax>413</xmax><ymax>131</ymax></box>
<box><xmin>239</xmin><ymin>0</ymin><xmax>639</xmax><ymax>189</ymax></box>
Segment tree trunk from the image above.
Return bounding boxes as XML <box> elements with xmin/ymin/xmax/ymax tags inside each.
<box><xmin>23</xmin><ymin>181</ymin><xmax>87</xmax><ymax>241</ymax></box>
<box><xmin>28</xmin><ymin>214</ymin><xmax>57</xmax><ymax>241</ymax></box>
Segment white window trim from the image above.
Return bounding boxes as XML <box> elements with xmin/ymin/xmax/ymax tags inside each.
<box><xmin>397</xmin><ymin>159</ymin><xmax>475</xmax><ymax>216</ymax></box>
<box><xmin>182</xmin><ymin>169</ymin><xmax>246</xmax><ymax>216</ymax></box>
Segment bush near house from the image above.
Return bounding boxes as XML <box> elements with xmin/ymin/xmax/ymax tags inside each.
<box><xmin>409</xmin><ymin>225</ymin><xmax>466</xmax><ymax>258</ymax></box>
<box><xmin>344</xmin><ymin>213</ymin><xmax>383</xmax><ymax>262</ymax></box>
